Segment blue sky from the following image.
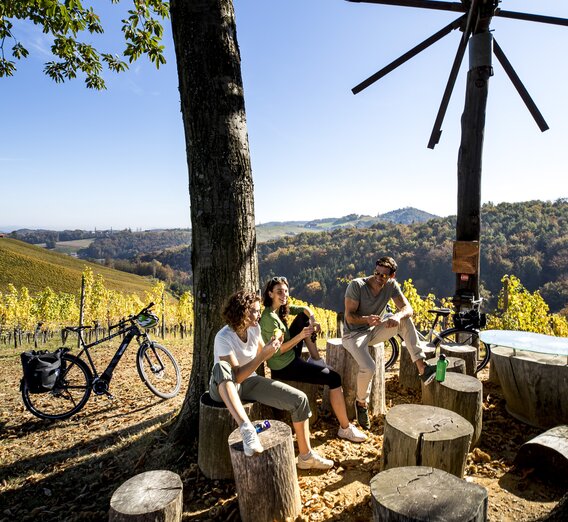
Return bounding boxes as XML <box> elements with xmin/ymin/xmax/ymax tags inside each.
<box><xmin>1</xmin><ymin>0</ymin><xmax>566</xmax><ymax>231</ymax></box>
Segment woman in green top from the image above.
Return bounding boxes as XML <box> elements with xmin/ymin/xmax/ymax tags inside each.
<box><xmin>259</xmin><ymin>276</ymin><xmax>367</xmax><ymax>442</ymax></box>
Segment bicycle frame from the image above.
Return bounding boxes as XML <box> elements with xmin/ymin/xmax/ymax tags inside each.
<box><xmin>74</xmin><ymin>322</ymin><xmax>146</xmax><ymax>395</ymax></box>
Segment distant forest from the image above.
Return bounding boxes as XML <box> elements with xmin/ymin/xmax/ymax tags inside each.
<box><xmin>8</xmin><ymin>200</ymin><xmax>567</xmax><ymax>314</ymax></box>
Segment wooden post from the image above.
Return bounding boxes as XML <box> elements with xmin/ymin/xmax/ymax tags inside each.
<box><xmin>455</xmin><ymin>30</ymin><xmax>492</xmax><ymax>303</ymax></box>
<box><xmin>78</xmin><ymin>274</ymin><xmax>85</xmax><ymax>350</ymax></box>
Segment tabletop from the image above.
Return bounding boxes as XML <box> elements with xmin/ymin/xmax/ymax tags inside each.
<box><xmin>480</xmin><ymin>330</ymin><xmax>568</xmax><ymax>357</ymax></box>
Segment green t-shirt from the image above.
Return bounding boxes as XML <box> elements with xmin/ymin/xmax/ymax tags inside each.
<box><xmin>260</xmin><ymin>305</ymin><xmax>306</xmax><ymax>370</ymax></box>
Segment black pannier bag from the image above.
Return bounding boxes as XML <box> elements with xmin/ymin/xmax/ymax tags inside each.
<box><xmin>20</xmin><ymin>349</ymin><xmax>64</xmax><ymax>393</ymax></box>
<box><xmin>453</xmin><ymin>309</ymin><xmax>487</xmax><ymax>330</ymax></box>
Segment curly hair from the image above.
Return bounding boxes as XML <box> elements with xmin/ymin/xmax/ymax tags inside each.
<box><xmin>376</xmin><ymin>256</ymin><xmax>398</xmax><ymax>275</ymax></box>
<box><xmin>222</xmin><ymin>290</ymin><xmax>260</xmax><ymax>332</ymax></box>
<box><xmin>262</xmin><ymin>276</ymin><xmax>290</xmax><ymax>326</ymax></box>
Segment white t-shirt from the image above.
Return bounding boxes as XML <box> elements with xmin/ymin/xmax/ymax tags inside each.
<box><xmin>213</xmin><ymin>324</ymin><xmax>261</xmax><ymax>374</ymax></box>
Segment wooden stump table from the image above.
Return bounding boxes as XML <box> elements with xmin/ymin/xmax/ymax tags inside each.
<box><xmin>422</xmin><ymin>372</ymin><xmax>483</xmax><ymax>448</ymax></box>
<box><xmin>383</xmin><ymin>404</ymin><xmax>473</xmax><ymax>477</ymax></box>
<box><xmin>399</xmin><ymin>343</ymin><xmax>436</xmax><ymax>390</ymax></box>
<box><xmin>109</xmin><ymin>470</ymin><xmax>183</xmax><ymax>522</ymax></box>
<box><xmin>490</xmin><ymin>347</ymin><xmax>568</xmax><ymax>428</ymax></box>
<box><xmin>198</xmin><ymin>391</ymin><xmax>261</xmax><ymax>479</ymax></box>
<box><xmin>323</xmin><ymin>338</ymin><xmax>385</xmax><ymax>420</ymax></box>
<box><xmin>228</xmin><ymin>420</ymin><xmax>301</xmax><ymax>522</ymax></box>
<box><xmin>370</xmin><ymin>466</ymin><xmax>488</xmax><ymax>521</ymax></box>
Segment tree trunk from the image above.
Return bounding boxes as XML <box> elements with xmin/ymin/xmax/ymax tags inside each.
<box><xmin>169</xmin><ymin>0</ymin><xmax>259</xmax><ymax>443</ymax></box>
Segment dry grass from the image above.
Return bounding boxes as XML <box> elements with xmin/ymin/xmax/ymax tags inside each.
<box><xmin>0</xmin><ymin>338</ymin><xmax>566</xmax><ymax>521</ymax></box>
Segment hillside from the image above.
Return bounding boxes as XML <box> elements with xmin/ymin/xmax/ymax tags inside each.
<box><xmin>0</xmin><ymin>237</ymin><xmax>156</xmax><ymax>297</ymax></box>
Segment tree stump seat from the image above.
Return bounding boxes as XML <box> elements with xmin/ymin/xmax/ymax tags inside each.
<box><xmin>198</xmin><ymin>391</ymin><xmax>261</xmax><ymax>479</ymax></box>
<box><xmin>109</xmin><ymin>470</ymin><xmax>183</xmax><ymax>521</ymax></box>
<box><xmin>425</xmin><ymin>356</ymin><xmax>466</xmax><ymax>375</ymax></box>
<box><xmin>439</xmin><ymin>343</ymin><xmax>478</xmax><ymax>376</ymax></box>
<box><xmin>422</xmin><ymin>372</ymin><xmax>483</xmax><ymax>448</ymax></box>
<box><xmin>370</xmin><ymin>466</ymin><xmax>488</xmax><ymax>521</ymax></box>
<box><xmin>228</xmin><ymin>419</ymin><xmax>301</xmax><ymax>522</ymax></box>
<box><xmin>323</xmin><ymin>338</ymin><xmax>385</xmax><ymax>420</ymax></box>
<box><xmin>399</xmin><ymin>343</ymin><xmax>436</xmax><ymax>390</ymax></box>
<box><xmin>383</xmin><ymin>404</ymin><xmax>473</xmax><ymax>477</ymax></box>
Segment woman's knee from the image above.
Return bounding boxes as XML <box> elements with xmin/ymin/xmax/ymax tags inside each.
<box><xmin>289</xmin><ymin>390</ymin><xmax>311</xmax><ymax>423</ymax></box>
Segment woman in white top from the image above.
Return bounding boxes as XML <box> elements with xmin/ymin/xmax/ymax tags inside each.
<box><xmin>209</xmin><ymin>290</ymin><xmax>333</xmax><ymax>470</ymax></box>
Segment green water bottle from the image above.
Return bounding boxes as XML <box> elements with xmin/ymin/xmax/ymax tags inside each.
<box><xmin>435</xmin><ymin>353</ymin><xmax>448</xmax><ymax>382</ymax></box>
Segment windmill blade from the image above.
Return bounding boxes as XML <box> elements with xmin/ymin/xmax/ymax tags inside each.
<box><xmin>346</xmin><ymin>0</ymin><xmax>466</xmax><ymax>14</ymax></box>
<box><xmin>352</xmin><ymin>16</ymin><xmax>464</xmax><ymax>94</ymax></box>
<box><xmin>493</xmin><ymin>39</ymin><xmax>549</xmax><ymax>132</ymax></box>
<box><xmin>495</xmin><ymin>10</ymin><xmax>568</xmax><ymax>27</ymax></box>
<box><xmin>427</xmin><ymin>0</ymin><xmax>480</xmax><ymax>148</ymax></box>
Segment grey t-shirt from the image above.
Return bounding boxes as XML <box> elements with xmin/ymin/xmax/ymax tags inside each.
<box><xmin>343</xmin><ymin>277</ymin><xmax>403</xmax><ymax>333</ymax></box>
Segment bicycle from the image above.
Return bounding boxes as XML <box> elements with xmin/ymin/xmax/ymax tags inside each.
<box><xmin>384</xmin><ymin>298</ymin><xmax>490</xmax><ymax>373</ymax></box>
<box><xmin>21</xmin><ymin>303</ymin><xmax>182</xmax><ymax>421</ymax></box>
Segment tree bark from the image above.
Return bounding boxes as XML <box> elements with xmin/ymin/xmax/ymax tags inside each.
<box><xmin>169</xmin><ymin>0</ymin><xmax>259</xmax><ymax>443</ymax></box>
<box><xmin>455</xmin><ymin>30</ymin><xmax>492</xmax><ymax>303</ymax></box>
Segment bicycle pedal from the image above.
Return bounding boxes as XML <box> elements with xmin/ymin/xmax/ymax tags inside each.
<box><xmin>105</xmin><ymin>392</ymin><xmax>115</xmax><ymax>400</ymax></box>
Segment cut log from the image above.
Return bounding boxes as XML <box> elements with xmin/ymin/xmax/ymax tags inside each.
<box><xmin>370</xmin><ymin>466</ymin><xmax>488</xmax><ymax>522</ymax></box>
<box><xmin>425</xmin><ymin>356</ymin><xmax>466</xmax><ymax>375</ymax></box>
<box><xmin>515</xmin><ymin>425</ymin><xmax>568</xmax><ymax>476</ymax></box>
<box><xmin>422</xmin><ymin>372</ymin><xmax>483</xmax><ymax>448</ymax></box>
<box><xmin>323</xmin><ymin>338</ymin><xmax>385</xmax><ymax>419</ymax></box>
<box><xmin>491</xmin><ymin>347</ymin><xmax>568</xmax><ymax>428</ymax></box>
<box><xmin>228</xmin><ymin>420</ymin><xmax>301</xmax><ymax>522</ymax></box>
<box><xmin>198</xmin><ymin>391</ymin><xmax>261</xmax><ymax>480</ymax></box>
<box><xmin>399</xmin><ymin>343</ymin><xmax>436</xmax><ymax>391</ymax></box>
<box><xmin>439</xmin><ymin>343</ymin><xmax>478</xmax><ymax>376</ymax></box>
<box><xmin>109</xmin><ymin>470</ymin><xmax>182</xmax><ymax>522</ymax></box>
<box><xmin>383</xmin><ymin>404</ymin><xmax>473</xmax><ymax>478</ymax></box>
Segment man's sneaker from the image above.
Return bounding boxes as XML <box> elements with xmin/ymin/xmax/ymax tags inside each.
<box><xmin>240</xmin><ymin>422</ymin><xmax>264</xmax><ymax>457</ymax></box>
<box><xmin>338</xmin><ymin>423</ymin><xmax>368</xmax><ymax>443</ymax></box>
<box><xmin>307</xmin><ymin>356</ymin><xmax>330</xmax><ymax>374</ymax></box>
<box><xmin>420</xmin><ymin>363</ymin><xmax>436</xmax><ymax>385</ymax></box>
<box><xmin>355</xmin><ymin>402</ymin><xmax>370</xmax><ymax>430</ymax></box>
<box><xmin>297</xmin><ymin>450</ymin><xmax>334</xmax><ymax>470</ymax></box>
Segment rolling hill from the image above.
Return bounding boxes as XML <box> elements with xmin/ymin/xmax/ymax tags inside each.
<box><xmin>0</xmin><ymin>237</ymin><xmax>157</xmax><ymax>297</ymax></box>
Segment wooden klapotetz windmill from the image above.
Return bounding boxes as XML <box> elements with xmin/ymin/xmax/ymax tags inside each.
<box><xmin>348</xmin><ymin>0</ymin><xmax>568</xmax><ymax>303</ymax></box>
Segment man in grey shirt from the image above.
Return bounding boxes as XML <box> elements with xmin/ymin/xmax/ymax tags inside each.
<box><xmin>342</xmin><ymin>256</ymin><xmax>435</xmax><ymax>429</ymax></box>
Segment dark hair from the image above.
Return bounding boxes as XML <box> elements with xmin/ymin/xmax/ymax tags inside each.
<box><xmin>376</xmin><ymin>256</ymin><xmax>398</xmax><ymax>275</ymax></box>
<box><xmin>222</xmin><ymin>290</ymin><xmax>260</xmax><ymax>332</ymax></box>
<box><xmin>262</xmin><ymin>276</ymin><xmax>289</xmax><ymax>325</ymax></box>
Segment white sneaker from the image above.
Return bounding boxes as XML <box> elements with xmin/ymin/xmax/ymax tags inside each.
<box><xmin>297</xmin><ymin>450</ymin><xmax>334</xmax><ymax>470</ymax></box>
<box><xmin>307</xmin><ymin>356</ymin><xmax>330</xmax><ymax>374</ymax></box>
<box><xmin>240</xmin><ymin>422</ymin><xmax>264</xmax><ymax>457</ymax></box>
<box><xmin>338</xmin><ymin>423</ymin><xmax>368</xmax><ymax>443</ymax></box>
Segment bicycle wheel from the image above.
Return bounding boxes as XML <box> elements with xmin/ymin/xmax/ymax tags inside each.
<box><xmin>137</xmin><ymin>342</ymin><xmax>181</xmax><ymax>399</ymax></box>
<box><xmin>433</xmin><ymin>328</ymin><xmax>491</xmax><ymax>373</ymax></box>
<box><xmin>21</xmin><ymin>353</ymin><xmax>92</xmax><ymax>421</ymax></box>
<box><xmin>384</xmin><ymin>336</ymin><xmax>400</xmax><ymax>370</ymax></box>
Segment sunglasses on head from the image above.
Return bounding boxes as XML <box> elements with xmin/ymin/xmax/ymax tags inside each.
<box><xmin>270</xmin><ymin>276</ymin><xmax>288</xmax><ymax>285</ymax></box>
